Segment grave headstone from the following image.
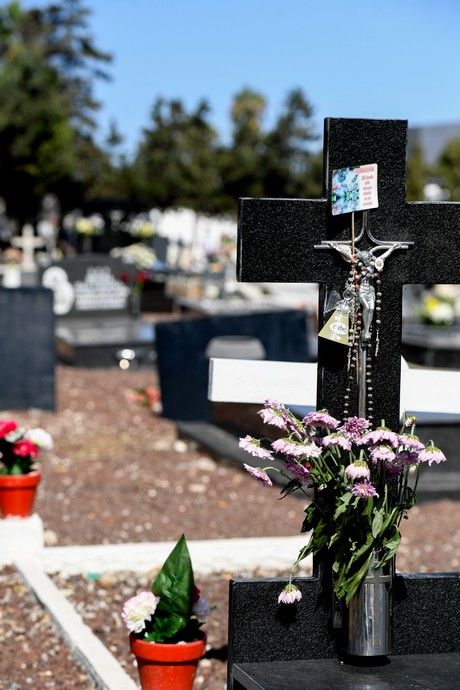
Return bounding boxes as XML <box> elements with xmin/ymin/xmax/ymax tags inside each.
<box><xmin>227</xmin><ymin>117</ymin><xmax>460</xmax><ymax>687</ymax></box>
<box><xmin>0</xmin><ymin>287</ymin><xmax>55</xmax><ymax>409</ymax></box>
<box><xmin>40</xmin><ymin>256</ymin><xmax>154</xmax><ymax>366</ymax></box>
<box><xmin>155</xmin><ymin>309</ymin><xmax>311</xmax><ymax>422</ymax></box>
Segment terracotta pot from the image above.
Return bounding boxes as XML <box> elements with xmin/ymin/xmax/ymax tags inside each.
<box><xmin>0</xmin><ymin>470</ymin><xmax>41</xmax><ymax>517</ymax></box>
<box><xmin>130</xmin><ymin>631</ymin><xmax>206</xmax><ymax>690</ymax></box>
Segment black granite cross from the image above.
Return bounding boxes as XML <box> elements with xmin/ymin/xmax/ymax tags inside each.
<box><xmin>237</xmin><ymin>118</ymin><xmax>460</xmax><ymax>428</ymax></box>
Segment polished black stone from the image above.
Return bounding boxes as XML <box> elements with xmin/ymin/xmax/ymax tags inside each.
<box><xmin>233</xmin><ymin>654</ymin><xmax>460</xmax><ymax>690</ymax></box>
<box><xmin>238</xmin><ymin>118</ymin><xmax>460</xmax><ymax>429</ymax></box>
<box><xmin>0</xmin><ymin>287</ymin><xmax>55</xmax><ymax>409</ymax></box>
<box><xmin>227</xmin><ymin>573</ymin><xmax>460</xmax><ymax>687</ymax></box>
<box><xmin>156</xmin><ymin>309</ymin><xmax>311</xmax><ymax>421</ymax></box>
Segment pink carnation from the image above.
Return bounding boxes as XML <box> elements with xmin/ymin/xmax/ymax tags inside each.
<box><xmin>13</xmin><ymin>440</ymin><xmax>38</xmax><ymax>458</ymax></box>
<box><xmin>243</xmin><ymin>464</ymin><xmax>273</xmax><ymax>487</ymax></box>
<box><xmin>239</xmin><ymin>435</ymin><xmax>273</xmax><ymax>460</ymax></box>
<box><xmin>302</xmin><ymin>410</ymin><xmax>340</xmax><ymax>430</ymax></box>
<box><xmin>0</xmin><ymin>419</ymin><xmax>17</xmax><ymax>439</ymax></box>
<box><xmin>351</xmin><ymin>481</ymin><xmax>379</xmax><ymax>499</ymax></box>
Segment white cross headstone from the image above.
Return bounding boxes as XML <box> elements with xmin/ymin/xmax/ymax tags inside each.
<box><xmin>11</xmin><ymin>224</ymin><xmax>45</xmax><ymax>272</ymax></box>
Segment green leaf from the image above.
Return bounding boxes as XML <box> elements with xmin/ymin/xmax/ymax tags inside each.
<box><xmin>144</xmin><ymin>612</ymin><xmax>186</xmax><ymax>642</ymax></box>
<box><xmin>151</xmin><ymin>534</ymin><xmax>195</xmax><ymax>621</ymax></box>
<box><xmin>372</xmin><ymin>508</ymin><xmax>384</xmax><ymax>539</ymax></box>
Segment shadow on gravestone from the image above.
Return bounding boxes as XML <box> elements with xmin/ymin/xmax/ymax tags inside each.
<box><xmin>0</xmin><ymin>288</ymin><xmax>55</xmax><ymax>410</ymax></box>
<box><xmin>155</xmin><ymin>310</ymin><xmax>311</xmax><ymax>422</ymax></box>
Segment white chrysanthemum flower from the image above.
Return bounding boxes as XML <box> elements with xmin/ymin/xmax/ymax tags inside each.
<box><xmin>24</xmin><ymin>428</ymin><xmax>53</xmax><ymax>450</ymax></box>
<box><xmin>122</xmin><ymin>591</ymin><xmax>160</xmax><ymax>634</ymax></box>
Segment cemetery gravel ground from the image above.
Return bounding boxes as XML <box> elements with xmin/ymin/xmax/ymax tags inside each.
<box><xmin>3</xmin><ymin>366</ymin><xmax>460</xmax><ymax>690</ymax></box>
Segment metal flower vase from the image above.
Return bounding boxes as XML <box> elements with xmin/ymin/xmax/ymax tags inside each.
<box><xmin>343</xmin><ymin>552</ymin><xmax>395</xmax><ymax>657</ymax></box>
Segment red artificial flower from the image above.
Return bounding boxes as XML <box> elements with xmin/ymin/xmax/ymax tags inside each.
<box><xmin>0</xmin><ymin>419</ymin><xmax>17</xmax><ymax>438</ymax></box>
<box><xmin>192</xmin><ymin>585</ymin><xmax>201</xmax><ymax>604</ymax></box>
<box><xmin>136</xmin><ymin>271</ymin><xmax>149</xmax><ymax>284</ymax></box>
<box><xmin>13</xmin><ymin>440</ymin><xmax>39</xmax><ymax>458</ymax></box>
<box><xmin>119</xmin><ymin>272</ymin><xmax>130</xmax><ymax>284</ymax></box>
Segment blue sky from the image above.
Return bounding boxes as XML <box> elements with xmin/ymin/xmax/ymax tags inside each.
<box><xmin>24</xmin><ymin>0</ymin><xmax>460</xmax><ymax>155</ymax></box>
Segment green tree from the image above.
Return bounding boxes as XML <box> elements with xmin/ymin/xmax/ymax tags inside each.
<box><xmin>262</xmin><ymin>88</ymin><xmax>318</xmax><ymax>198</ymax></box>
<box><xmin>406</xmin><ymin>143</ymin><xmax>429</xmax><ymax>201</ymax></box>
<box><xmin>134</xmin><ymin>98</ymin><xmax>222</xmax><ymax>212</ymax></box>
<box><xmin>221</xmin><ymin>88</ymin><xmax>266</xmax><ymax>204</ymax></box>
<box><xmin>436</xmin><ymin>138</ymin><xmax>460</xmax><ymax>200</ymax></box>
<box><xmin>0</xmin><ymin>1</ymin><xmax>111</xmax><ymax>218</ymax></box>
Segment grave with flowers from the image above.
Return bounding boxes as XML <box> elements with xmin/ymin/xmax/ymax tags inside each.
<box><xmin>225</xmin><ymin>118</ymin><xmax>460</xmax><ymax>689</ymax></box>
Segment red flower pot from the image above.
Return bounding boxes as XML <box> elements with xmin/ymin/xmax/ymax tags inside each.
<box><xmin>130</xmin><ymin>632</ymin><xmax>206</xmax><ymax>690</ymax></box>
<box><xmin>0</xmin><ymin>470</ymin><xmax>41</xmax><ymax>517</ymax></box>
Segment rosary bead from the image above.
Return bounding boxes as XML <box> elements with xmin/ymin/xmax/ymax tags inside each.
<box><xmin>376</xmin><ymin>306</ymin><xmax>381</xmax><ymax>311</ymax></box>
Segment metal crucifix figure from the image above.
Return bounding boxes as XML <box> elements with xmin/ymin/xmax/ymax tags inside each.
<box><xmin>315</xmin><ymin>211</ymin><xmax>414</xmax><ymax>420</ymax></box>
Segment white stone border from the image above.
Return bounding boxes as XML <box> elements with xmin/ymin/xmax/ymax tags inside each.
<box><xmin>16</xmin><ymin>558</ymin><xmax>137</xmax><ymax>690</ymax></box>
<box><xmin>42</xmin><ymin>535</ymin><xmax>312</xmax><ymax>577</ymax></box>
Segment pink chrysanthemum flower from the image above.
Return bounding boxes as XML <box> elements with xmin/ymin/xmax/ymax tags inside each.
<box><xmin>339</xmin><ymin>417</ymin><xmax>370</xmax><ymax>442</ymax></box>
<box><xmin>302</xmin><ymin>410</ymin><xmax>340</xmax><ymax>430</ymax></box>
<box><xmin>239</xmin><ymin>435</ymin><xmax>273</xmax><ymax>460</ymax></box>
<box><xmin>278</xmin><ymin>583</ymin><xmax>302</xmax><ymax>605</ymax></box>
<box><xmin>345</xmin><ymin>461</ymin><xmax>370</xmax><ymax>481</ymax></box>
<box><xmin>258</xmin><ymin>400</ymin><xmax>289</xmax><ymax>430</ymax></box>
<box><xmin>351</xmin><ymin>481</ymin><xmax>379</xmax><ymax>499</ymax></box>
<box><xmin>243</xmin><ymin>464</ymin><xmax>273</xmax><ymax>486</ymax></box>
<box><xmin>398</xmin><ymin>434</ymin><xmax>425</xmax><ymax>451</ymax></box>
<box><xmin>272</xmin><ymin>438</ymin><xmax>322</xmax><ymax>459</ymax></box>
<box><xmin>363</xmin><ymin>426</ymin><xmax>399</xmax><ymax>448</ymax></box>
<box><xmin>370</xmin><ymin>444</ymin><xmax>396</xmax><ymax>463</ymax></box>
<box><xmin>122</xmin><ymin>591</ymin><xmax>160</xmax><ymax>633</ymax></box>
<box><xmin>417</xmin><ymin>445</ymin><xmax>446</xmax><ymax>466</ymax></box>
<box><xmin>286</xmin><ymin>460</ymin><xmax>311</xmax><ymax>485</ymax></box>
<box><xmin>322</xmin><ymin>433</ymin><xmax>352</xmax><ymax>451</ymax></box>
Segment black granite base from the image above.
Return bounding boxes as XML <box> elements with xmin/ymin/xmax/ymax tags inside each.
<box><xmin>233</xmin><ymin>654</ymin><xmax>460</xmax><ymax>689</ymax></box>
<box><xmin>228</xmin><ymin>573</ymin><xmax>460</xmax><ymax>688</ymax></box>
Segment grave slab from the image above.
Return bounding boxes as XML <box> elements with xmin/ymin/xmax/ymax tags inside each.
<box><xmin>233</xmin><ymin>654</ymin><xmax>460</xmax><ymax>690</ymax></box>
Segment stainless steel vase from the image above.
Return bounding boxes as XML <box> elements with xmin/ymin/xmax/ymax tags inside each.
<box><xmin>344</xmin><ymin>552</ymin><xmax>395</xmax><ymax>657</ymax></box>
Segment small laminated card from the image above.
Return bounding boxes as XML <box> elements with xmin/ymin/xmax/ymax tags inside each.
<box><xmin>331</xmin><ymin>163</ymin><xmax>378</xmax><ymax>216</ymax></box>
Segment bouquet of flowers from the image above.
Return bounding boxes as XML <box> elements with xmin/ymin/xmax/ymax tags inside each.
<box><xmin>122</xmin><ymin>214</ymin><xmax>156</xmax><ymax>240</ymax></box>
<box><xmin>0</xmin><ymin>419</ymin><xmax>53</xmax><ymax>475</ymax></box>
<box><xmin>239</xmin><ymin>403</ymin><xmax>446</xmax><ymax>604</ymax></box>
<box><xmin>74</xmin><ymin>214</ymin><xmax>105</xmax><ymax>236</ymax></box>
<box><xmin>122</xmin><ymin>535</ymin><xmax>209</xmax><ymax>643</ymax></box>
<box><xmin>419</xmin><ymin>285</ymin><xmax>460</xmax><ymax>326</ymax></box>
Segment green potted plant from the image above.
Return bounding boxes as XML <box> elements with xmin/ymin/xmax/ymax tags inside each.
<box><xmin>0</xmin><ymin>420</ymin><xmax>53</xmax><ymax>517</ymax></box>
<box><xmin>123</xmin><ymin>535</ymin><xmax>208</xmax><ymax>690</ymax></box>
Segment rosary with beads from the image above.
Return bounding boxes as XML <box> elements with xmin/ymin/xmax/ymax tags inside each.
<box><xmin>315</xmin><ymin>211</ymin><xmax>412</xmax><ymax>423</ymax></box>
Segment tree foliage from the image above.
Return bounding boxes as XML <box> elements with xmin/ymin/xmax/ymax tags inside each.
<box><xmin>0</xmin><ymin>2</ymin><xmax>322</xmax><ymax>219</ymax></box>
<box><xmin>436</xmin><ymin>138</ymin><xmax>460</xmax><ymax>200</ymax></box>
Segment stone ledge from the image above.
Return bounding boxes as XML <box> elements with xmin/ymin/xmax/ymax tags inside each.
<box><xmin>0</xmin><ymin>513</ymin><xmax>44</xmax><ymax>565</ymax></box>
<box><xmin>16</xmin><ymin>558</ymin><xmax>137</xmax><ymax>690</ymax></box>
